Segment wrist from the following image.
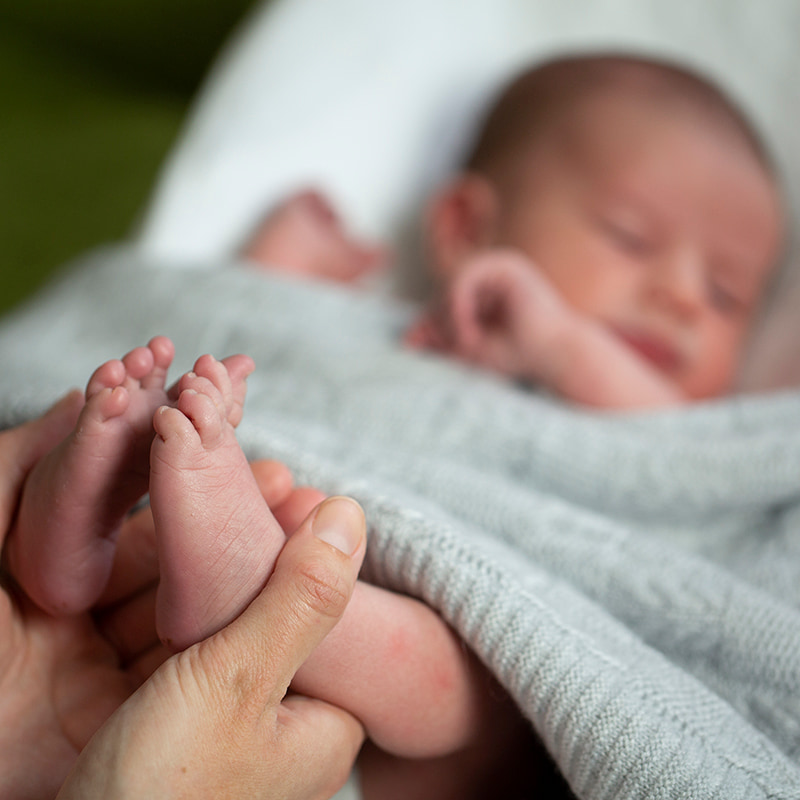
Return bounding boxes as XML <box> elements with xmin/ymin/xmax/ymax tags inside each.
<box><xmin>517</xmin><ymin>302</ymin><xmax>578</xmax><ymax>388</ymax></box>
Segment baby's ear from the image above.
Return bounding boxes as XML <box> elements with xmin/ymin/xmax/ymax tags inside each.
<box><xmin>425</xmin><ymin>173</ymin><xmax>499</xmax><ymax>280</ymax></box>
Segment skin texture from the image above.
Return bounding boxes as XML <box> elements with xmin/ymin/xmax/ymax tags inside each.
<box><xmin>150</xmin><ymin>369</ymin><xmax>504</xmax><ymax>760</ymax></box>
<box><xmin>0</xmin><ymin>395</ymin><xmax>365</xmax><ymax>800</ymax></box>
<box><xmin>419</xmin><ymin>88</ymin><xmax>783</xmax><ymax>407</ymax></box>
<box><xmin>151</xmin><ymin>360</ymin><xmax>281</xmax><ymax>650</ymax></box>
<box><xmin>7</xmin><ymin>338</ymin><xmax>254</xmax><ymax>616</ymax></box>
<box><xmin>57</xmin><ymin>495</ymin><xmax>367</xmax><ymax>800</ymax></box>
<box><xmin>3</xmin><ymin>340</ymin><xmax>525</xmax><ymax>795</ymax></box>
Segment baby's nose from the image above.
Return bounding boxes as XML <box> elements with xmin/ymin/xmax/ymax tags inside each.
<box><xmin>649</xmin><ymin>246</ymin><xmax>705</xmax><ymax>317</ymax></box>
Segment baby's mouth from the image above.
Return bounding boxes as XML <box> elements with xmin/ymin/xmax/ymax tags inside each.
<box><xmin>609</xmin><ymin>324</ymin><xmax>682</xmax><ymax>372</ymax></box>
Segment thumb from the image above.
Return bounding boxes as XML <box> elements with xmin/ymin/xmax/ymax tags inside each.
<box><xmin>198</xmin><ymin>496</ymin><xmax>367</xmax><ymax>709</ymax></box>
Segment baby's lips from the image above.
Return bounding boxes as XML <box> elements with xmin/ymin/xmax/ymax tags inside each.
<box><xmin>610</xmin><ymin>324</ymin><xmax>682</xmax><ymax>372</ymax></box>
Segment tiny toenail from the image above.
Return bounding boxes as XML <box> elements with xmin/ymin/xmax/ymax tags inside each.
<box><xmin>187</xmin><ymin>371</ymin><xmax>196</xmax><ymax>379</ymax></box>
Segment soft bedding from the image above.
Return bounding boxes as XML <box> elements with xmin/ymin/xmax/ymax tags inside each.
<box><xmin>2</xmin><ymin>247</ymin><xmax>800</xmax><ymax>798</ymax></box>
<box><xmin>3</xmin><ymin>0</ymin><xmax>800</xmax><ymax>796</ymax></box>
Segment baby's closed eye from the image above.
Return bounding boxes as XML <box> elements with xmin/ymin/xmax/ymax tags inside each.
<box><xmin>596</xmin><ymin>211</ymin><xmax>656</xmax><ymax>256</ymax></box>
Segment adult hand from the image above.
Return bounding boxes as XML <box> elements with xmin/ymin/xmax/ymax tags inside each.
<box><xmin>0</xmin><ymin>394</ymin><xmax>364</xmax><ymax>800</ymax></box>
<box><xmin>57</xmin><ymin>494</ymin><xmax>367</xmax><ymax>800</ymax></box>
<box><xmin>0</xmin><ymin>391</ymin><xmax>101</xmax><ymax>800</ymax></box>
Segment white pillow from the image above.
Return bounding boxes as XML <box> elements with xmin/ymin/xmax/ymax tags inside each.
<box><xmin>137</xmin><ymin>0</ymin><xmax>800</xmax><ymax>388</ymax></box>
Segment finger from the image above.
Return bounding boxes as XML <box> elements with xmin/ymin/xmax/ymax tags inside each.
<box><xmin>249</xmin><ymin>459</ymin><xmax>295</xmax><ymax>508</ymax></box>
<box><xmin>403</xmin><ymin>314</ymin><xmax>432</xmax><ymax>349</ymax></box>
<box><xmin>199</xmin><ymin>496</ymin><xmax>366</xmax><ymax>708</ymax></box>
<box><xmin>97</xmin><ymin>584</ymin><xmax>159</xmax><ymax>666</ymax></box>
<box><xmin>0</xmin><ymin>390</ymin><xmax>83</xmax><ymax>543</ymax></box>
<box><xmin>277</xmin><ymin>694</ymin><xmax>366</xmax><ymax>798</ymax></box>
<box><xmin>97</xmin><ymin>505</ymin><xmax>159</xmax><ymax>607</ymax></box>
<box><xmin>273</xmin><ymin>486</ymin><xmax>327</xmax><ymax>536</ymax></box>
<box><xmin>404</xmin><ymin>308</ymin><xmax>451</xmax><ymax>353</ymax></box>
<box><xmin>125</xmin><ymin>642</ymin><xmax>173</xmax><ymax>687</ymax></box>
<box><xmin>449</xmin><ymin>276</ymin><xmax>483</xmax><ymax>353</ymax></box>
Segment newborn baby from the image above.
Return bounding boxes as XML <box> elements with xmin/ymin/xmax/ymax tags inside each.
<box><xmin>243</xmin><ymin>54</ymin><xmax>784</xmax><ymax>409</ymax></box>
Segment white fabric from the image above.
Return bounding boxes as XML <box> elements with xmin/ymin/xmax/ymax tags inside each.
<box><xmin>139</xmin><ymin>0</ymin><xmax>800</xmax><ymax>259</ymax></box>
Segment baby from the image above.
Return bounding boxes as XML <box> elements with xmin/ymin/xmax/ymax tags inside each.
<box><xmin>243</xmin><ymin>54</ymin><xmax>785</xmax><ymax>409</ymax></box>
<box><xmin>8</xmin><ymin>338</ymin><xmax>540</xmax><ymax>799</ymax></box>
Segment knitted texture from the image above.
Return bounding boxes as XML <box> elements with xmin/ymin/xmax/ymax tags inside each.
<box><xmin>1</xmin><ymin>247</ymin><xmax>799</xmax><ymax>798</ymax></box>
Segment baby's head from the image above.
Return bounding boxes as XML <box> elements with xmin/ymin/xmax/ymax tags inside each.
<box><xmin>427</xmin><ymin>54</ymin><xmax>785</xmax><ymax>400</ymax></box>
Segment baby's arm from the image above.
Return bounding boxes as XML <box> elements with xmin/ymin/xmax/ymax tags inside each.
<box><xmin>443</xmin><ymin>250</ymin><xmax>685</xmax><ymax>409</ymax></box>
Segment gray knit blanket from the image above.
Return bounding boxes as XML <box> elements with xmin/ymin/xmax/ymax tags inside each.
<box><xmin>2</xmin><ymin>246</ymin><xmax>800</xmax><ymax>799</ymax></box>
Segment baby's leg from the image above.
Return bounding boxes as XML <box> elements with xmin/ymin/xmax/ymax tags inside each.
<box><xmin>151</xmin><ymin>376</ymin><xmax>498</xmax><ymax>758</ymax></box>
<box><xmin>292</xmin><ymin>579</ymin><xmax>498</xmax><ymax>759</ymax></box>
<box><xmin>8</xmin><ymin>337</ymin><xmax>175</xmax><ymax>615</ymax></box>
<box><xmin>151</xmin><ymin>361</ymin><xmax>285</xmax><ymax>650</ymax></box>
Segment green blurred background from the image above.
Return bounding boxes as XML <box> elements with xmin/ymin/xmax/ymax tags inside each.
<box><xmin>0</xmin><ymin>0</ymin><xmax>259</xmax><ymax>315</ymax></box>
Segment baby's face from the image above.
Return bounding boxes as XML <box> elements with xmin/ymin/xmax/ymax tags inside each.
<box><xmin>490</xmin><ymin>93</ymin><xmax>783</xmax><ymax>400</ymax></box>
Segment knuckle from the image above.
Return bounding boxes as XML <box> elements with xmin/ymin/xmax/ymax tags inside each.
<box><xmin>295</xmin><ymin>557</ymin><xmax>351</xmax><ymax>621</ymax></box>
<box><xmin>192</xmin><ymin>634</ymin><xmax>271</xmax><ymax>720</ymax></box>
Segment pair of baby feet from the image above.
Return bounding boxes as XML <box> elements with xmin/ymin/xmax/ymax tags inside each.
<box><xmin>8</xmin><ymin>336</ymin><xmax>286</xmax><ymax>650</ymax></box>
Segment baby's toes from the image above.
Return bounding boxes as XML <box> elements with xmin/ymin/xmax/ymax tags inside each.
<box><xmin>139</xmin><ymin>336</ymin><xmax>175</xmax><ymax>391</ymax></box>
<box><xmin>120</xmin><ymin>345</ymin><xmax>157</xmax><ymax>386</ymax></box>
<box><xmin>81</xmin><ymin>385</ymin><xmax>131</xmax><ymax>429</ymax></box>
<box><xmin>178</xmin><ymin>372</ymin><xmax>227</xmax><ymax>419</ymax></box>
<box><xmin>176</xmin><ymin>388</ymin><xmax>226</xmax><ymax>449</ymax></box>
<box><xmin>153</xmin><ymin>403</ymin><xmax>201</xmax><ymax>445</ymax></box>
<box><xmin>85</xmin><ymin>359</ymin><xmax>127</xmax><ymax>400</ymax></box>
<box><xmin>193</xmin><ymin>355</ymin><xmax>233</xmax><ymax>409</ymax></box>
<box><xmin>219</xmin><ymin>354</ymin><xmax>254</xmax><ymax>427</ymax></box>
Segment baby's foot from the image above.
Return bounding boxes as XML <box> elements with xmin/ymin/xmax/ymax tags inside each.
<box><xmin>241</xmin><ymin>189</ymin><xmax>385</xmax><ymax>284</ymax></box>
<box><xmin>169</xmin><ymin>352</ymin><xmax>255</xmax><ymax>429</ymax></box>
<box><xmin>9</xmin><ymin>337</ymin><xmax>175</xmax><ymax>615</ymax></box>
<box><xmin>151</xmin><ymin>360</ymin><xmax>285</xmax><ymax>651</ymax></box>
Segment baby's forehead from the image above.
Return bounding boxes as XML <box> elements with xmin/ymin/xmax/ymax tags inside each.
<box><xmin>485</xmin><ymin>56</ymin><xmax>775</xmax><ymax>178</ymax></box>
<box><xmin>539</xmin><ymin>84</ymin><xmax>780</xmax><ymax>202</ymax></box>
<box><xmin>550</xmin><ymin>79</ymin><xmax>756</xmax><ymax>153</ymax></box>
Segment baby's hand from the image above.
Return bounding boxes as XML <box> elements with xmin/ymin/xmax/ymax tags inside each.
<box><xmin>444</xmin><ymin>249</ymin><xmax>571</xmax><ymax>380</ymax></box>
<box><xmin>243</xmin><ymin>189</ymin><xmax>386</xmax><ymax>284</ymax></box>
